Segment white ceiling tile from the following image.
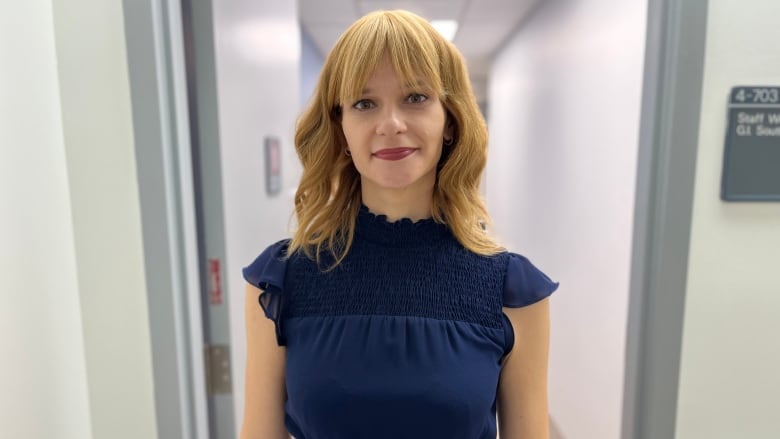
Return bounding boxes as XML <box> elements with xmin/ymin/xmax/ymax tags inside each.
<box><xmin>299</xmin><ymin>0</ymin><xmax>540</xmax><ymax>76</ymax></box>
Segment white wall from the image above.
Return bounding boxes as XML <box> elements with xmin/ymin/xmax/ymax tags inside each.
<box><xmin>0</xmin><ymin>3</ymin><xmax>92</xmax><ymax>438</ymax></box>
<box><xmin>486</xmin><ymin>1</ymin><xmax>647</xmax><ymax>437</ymax></box>
<box><xmin>675</xmin><ymin>1</ymin><xmax>780</xmax><ymax>437</ymax></box>
<box><xmin>209</xmin><ymin>0</ymin><xmax>302</xmax><ymax>432</ymax></box>
<box><xmin>300</xmin><ymin>28</ymin><xmax>324</xmax><ymax>110</ymax></box>
<box><xmin>0</xmin><ymin>1</ymin><xmax>159</xmax><ymax>438</ymax></box>
<box><xmin>50</xmin><ymin>0</ymin><xmax>159</xmax><ymax>436</ymax></box>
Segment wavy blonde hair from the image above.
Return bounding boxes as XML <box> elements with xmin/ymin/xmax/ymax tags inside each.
<box><xmin>291</xmin><ymin>9</ymin><xmax>502</xmax><ymax>266</ymax></box>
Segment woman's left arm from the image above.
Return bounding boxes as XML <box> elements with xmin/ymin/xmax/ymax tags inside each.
<box><xmin>497</xmin><ymin>297</ymin><xmax>551</xmax><ymax>439</ymax></box>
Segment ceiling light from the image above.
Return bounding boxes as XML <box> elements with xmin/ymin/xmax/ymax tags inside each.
<box><xmin>430</xmin><ymin>19</ymin><xmax>458</xmax><ymax>42</ymax></box>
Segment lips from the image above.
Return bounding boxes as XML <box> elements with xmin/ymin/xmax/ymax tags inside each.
<box><xmin>372</xmin><ymin>148</ymin><xmax>417</xmax><ymax>161</ymax></box>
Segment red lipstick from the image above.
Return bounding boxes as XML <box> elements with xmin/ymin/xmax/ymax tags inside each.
<box><xmin>373</xmin><ymin>148</ymin><xmax>417</xmax><ymax>161</ymax></box>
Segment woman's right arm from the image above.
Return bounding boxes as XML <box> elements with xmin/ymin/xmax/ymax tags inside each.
<box><xmin>240</xmin><ymin>283</ymin><xmax>289</xmax><ymax>439</ymax></box>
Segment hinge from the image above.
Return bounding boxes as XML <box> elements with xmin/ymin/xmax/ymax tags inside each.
<box><xmin>204</xmin><ymin>344</ymin><xmax>232</xmax><ymax>395</ymax></box>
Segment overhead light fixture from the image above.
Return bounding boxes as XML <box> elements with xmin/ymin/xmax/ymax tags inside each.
<box><xmin>430</xmin><ymin>19</ymin><xmax>458</xmax><ymax>42</ymax></box>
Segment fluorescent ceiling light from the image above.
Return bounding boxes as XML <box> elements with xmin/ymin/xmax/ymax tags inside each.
<box><xmin>430</xmin><ymin>19</ymin><xmax>458</xmax><ymax>41</ymax></box>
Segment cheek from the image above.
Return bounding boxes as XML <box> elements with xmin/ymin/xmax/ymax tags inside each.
<box><xmin>426</xmin><ymin>121</ymin><xmax>447</xmax><ymax>144</ymax></box>
<box><xmin>341</xmin><ymin>119</ymin><xmax>365</xmax><ymax>147</ymax></box>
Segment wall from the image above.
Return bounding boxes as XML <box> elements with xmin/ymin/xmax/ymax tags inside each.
<box><xmin>675</xmin><ymin>1</ymin><xmax>780</xmax><ymax>437</ymax></box>
<box><xmin>0</xmin><ymin>3</ymin><xmax>92</xmax><ymax>438</ymax></box>
<box><xmin>208</xmin><ymin>0</ymin><xmax>302</xmax><ymax>432</ymax></box>
<box><xmin>486</xmin><ymin>1</ymin><xmax>647</xmax><ymax>437</ymax></box>
<box><xmin>50</xmin><ymin>0</ymin><xmax>159</xmax><ymax>437</ymax></box>
<box><xmin>300</xmin><ymin>27</ymin><xmax>324</xmax><ymax>110</ymax></box>
<box><xmin>1</xmin><ymin>1</ymin><xmax>158</xmax><ymax>438</ymax></box>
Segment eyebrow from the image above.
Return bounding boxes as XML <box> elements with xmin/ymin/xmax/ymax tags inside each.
<box><xmin>360</xmin><ymin>81</ymin><xmax>431</xmax><ymax>95</ymax></box>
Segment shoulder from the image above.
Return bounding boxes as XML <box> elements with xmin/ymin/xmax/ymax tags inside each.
<box><xmin>242</xmin><ymin>239</ymin><xmax>292</xmax><ymax>347</ymax></box>
<box><xmin>242</xmin><ymin>239</ymin><xmax>291</xmax><ymax>289</ymax></box>
<box><xmin>502</xmin><ymin>252</ymin><xmax>559</xmax><ymax>308</ymax></box>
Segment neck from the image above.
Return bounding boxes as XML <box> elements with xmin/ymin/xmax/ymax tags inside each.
<box><xmin>361</xmin><ymin>181</ymin><xmax>434</xmax><ymax>223</ymax></box>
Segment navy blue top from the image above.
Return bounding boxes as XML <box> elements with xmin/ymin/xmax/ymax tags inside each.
<box><xmin>243</xmin><ymin>206</ymin><xmax>558</xmax><ymax>439</ymax></box>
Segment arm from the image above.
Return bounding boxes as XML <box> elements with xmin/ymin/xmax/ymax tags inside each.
<box><xmin>497</xmin><ymin>297</ymin><xmax>551</xmax><ymax>439</ymax></box>
<box><xmin>240</xmin><ymin>283</ymin><xmax>289</xmax><ymax>439</ymax></box>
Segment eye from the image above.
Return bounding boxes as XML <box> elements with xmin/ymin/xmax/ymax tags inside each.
<box><xmin>406</xmin><ymin>93</ymin><xmax>428</xmax><ymax>104</ymax></box>
<box><xmin>352</xmin><ymin>99</ymin><xmax>375</xmax><ymax>110</ymax></box>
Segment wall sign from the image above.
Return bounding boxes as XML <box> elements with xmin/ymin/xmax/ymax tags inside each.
<box><xmin>208</xmin><ymin>258</ymin><xmax>222</xmax><ymax>305</ymax></box>
<box><xmin>264</xmin><ymin>136</ymin><xmax>282</xmax><ymax>196</ymax></box>
<box><xmin>721</xmin><ymin>86</ymin><xmax>780</xmax><ymax>201</ymax></box>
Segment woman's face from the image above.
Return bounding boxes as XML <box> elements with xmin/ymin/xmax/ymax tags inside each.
<box><xmin>340</xmin><ymin>56</ymin><xmax>451</xmax><ymax>197</ymax></box>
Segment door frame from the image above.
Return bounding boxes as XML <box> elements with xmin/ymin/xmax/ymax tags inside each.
<box><xmin>622</xmin><ymin>0</ymin><xmax>709</xmax><ymax>438</ymax></box>
<box><xmin>122</xmin><ymin>0</ymin><xmax>209</xmax><ymax>437</ymax></box>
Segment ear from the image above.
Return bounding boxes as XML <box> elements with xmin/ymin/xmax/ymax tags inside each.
<box><xmin>331</xmin><ymin>105</ymin><xmax>343</xmax><ymax>122</ymax></box>
<box><xmin>443</xmin><ymin>114</ymin><xmax>456</xmax><ymax>143</ymax></box>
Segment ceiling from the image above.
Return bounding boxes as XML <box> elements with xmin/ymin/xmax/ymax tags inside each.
<box><xmin>298</xmin><ymin>0</ymin><xmax>540</xmax><ymax>101</ymax></box>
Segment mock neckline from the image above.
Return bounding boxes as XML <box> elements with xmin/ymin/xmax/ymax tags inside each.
<box><xmin>355</xmin><ymin>205</ymin><xmax>450</xmax><ymax>246</ymax></box>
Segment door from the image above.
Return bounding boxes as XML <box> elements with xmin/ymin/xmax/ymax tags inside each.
<box><xmin>181</xmin><ymin>0</ymin><xmax>236</xmax><ymax>437</ymax></box>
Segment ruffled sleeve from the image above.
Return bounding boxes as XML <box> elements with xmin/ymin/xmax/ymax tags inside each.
<box><xmin>503</xmin><ymin>253</ymin><xmax>559</xmax><ymax>308</ymax></box>
<box><xmin>242</xmin><ymin>239</ymin><xmax>290</xmax><ymax>346</ymax></box>
<box><xmin>501</xmin><ymin>253</ymin><xmax>559</xmax><ymax>358</ymax></box>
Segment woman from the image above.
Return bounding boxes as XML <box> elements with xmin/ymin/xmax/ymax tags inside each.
<box><xmin>241</xmin><ymin>9</ymin><xmax>558</xmax><ymax>439</ymax></box>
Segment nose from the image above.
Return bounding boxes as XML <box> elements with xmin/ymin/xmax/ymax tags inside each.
<box><xmin>376</xmin><ymin>105</ymin><xmax>407</xmax><ymax>136</ymax></box>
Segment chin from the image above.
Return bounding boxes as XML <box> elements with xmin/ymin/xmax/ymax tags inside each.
<box><xmin>367</xmin><ymin>172</ymin><xmax>436</xmax><ymax>192</ymax></box>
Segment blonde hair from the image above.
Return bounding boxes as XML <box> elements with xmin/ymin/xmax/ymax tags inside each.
<box><xmin>291</xmin><ymin>9</ymin><xmax>502</xmax><ymax>266</ymax></box>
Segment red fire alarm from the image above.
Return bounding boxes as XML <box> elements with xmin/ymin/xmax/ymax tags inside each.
<box><xmin>208</xmin><ymin>259</ymin><xmax>222</xmax><ymax>305</ymax></box>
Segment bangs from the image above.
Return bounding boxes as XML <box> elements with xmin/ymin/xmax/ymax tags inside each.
<box><xmin>329</xmin><ymin>10</ymin><xmax>445</xmax><ymax>106</ymax></box>
<box><xmin>294</xmin><ymin>9</ymin><xmax>497</xmax><ymax>264</ymax></box>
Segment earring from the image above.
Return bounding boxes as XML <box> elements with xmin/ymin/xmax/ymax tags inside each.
<box><xmin>444</xmin><ymin>137</ymin><xmax>454</xmax><ymax>146</ymax></box>
<box><xmin>345</xmin><ymin>149</ymin><xmax>352</xmax><ymax>156</ymax></box>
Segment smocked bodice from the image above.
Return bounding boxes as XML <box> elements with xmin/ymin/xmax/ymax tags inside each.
<box><xmin>243</xmin><ymin>207</ymin><xmax>558</xmax><ymax>439</ymax></box>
